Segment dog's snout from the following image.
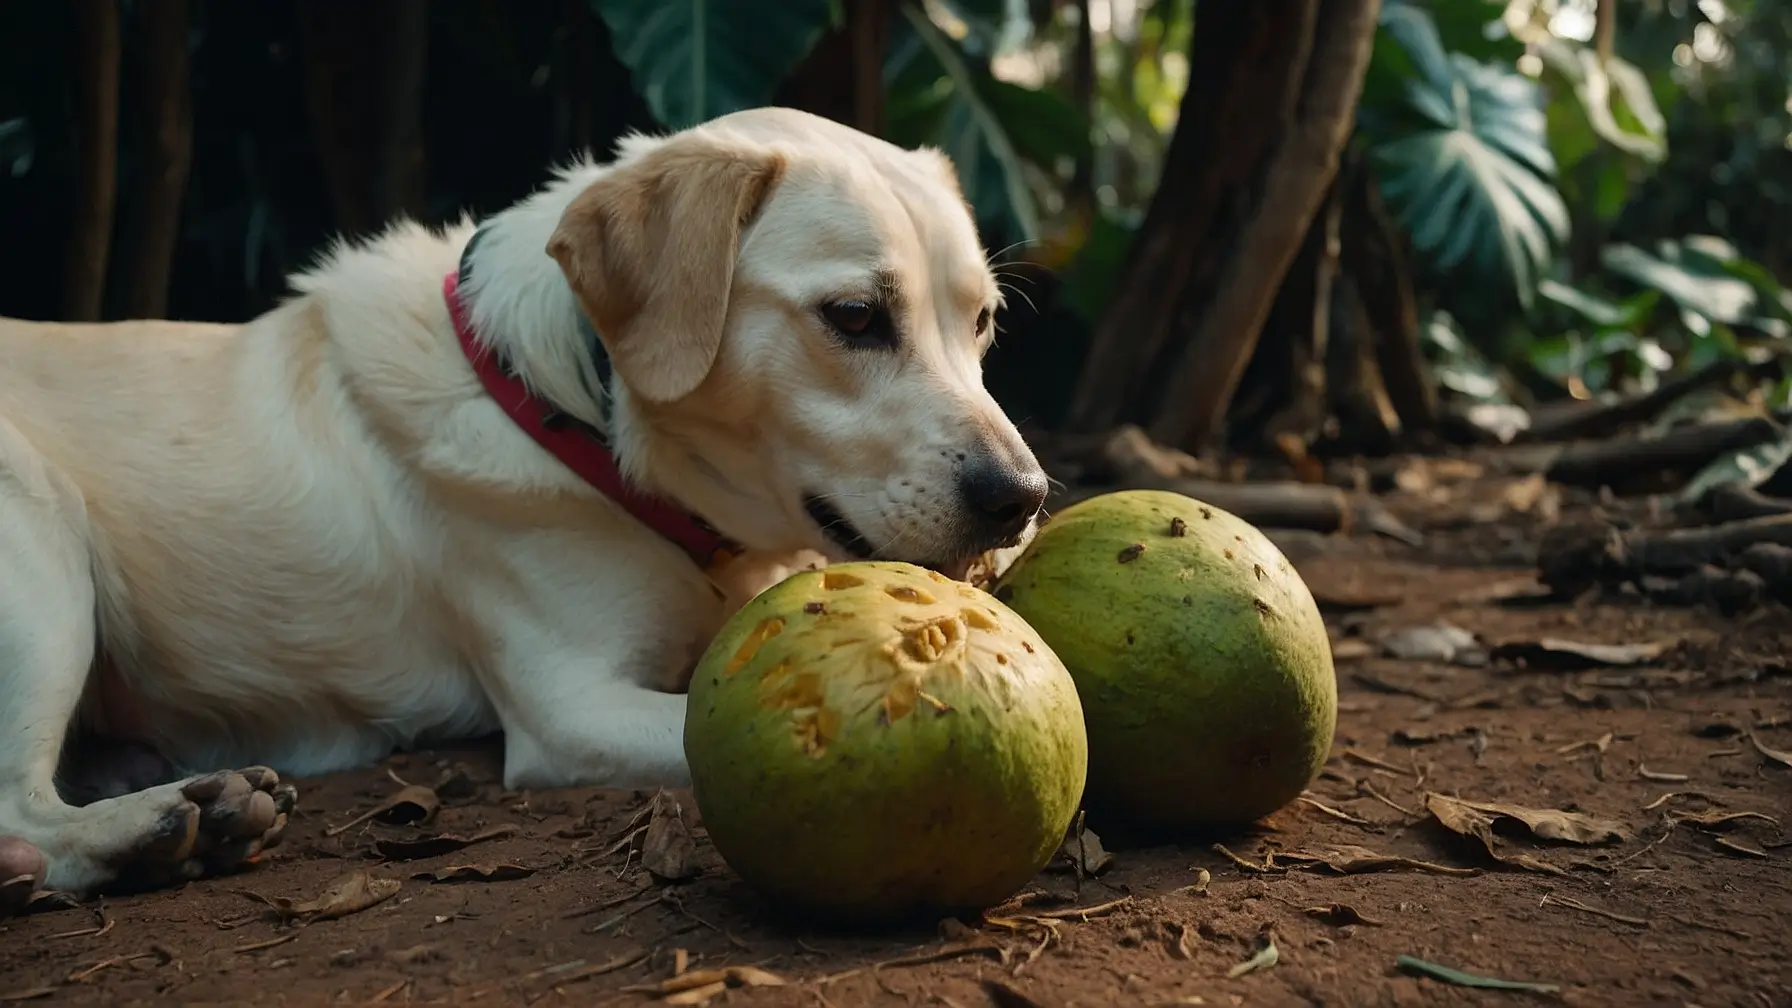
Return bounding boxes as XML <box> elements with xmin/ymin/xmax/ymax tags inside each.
<box><xmin>958</xmin><ymin>456</ymin><xmax>1048</xmax><ymax>542</ymax></box>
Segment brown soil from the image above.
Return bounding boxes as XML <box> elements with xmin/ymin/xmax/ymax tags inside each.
<box><xmin>3</xmin><ymin>477</ymin><xmax>1789</xmax><ymax>1007</ymax></box>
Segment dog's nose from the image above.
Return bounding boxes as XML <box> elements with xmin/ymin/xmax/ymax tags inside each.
<box><xmin>958</xmin><ymin>457</ymin><xmax>1049</xmax><ymax>543</ymax></box>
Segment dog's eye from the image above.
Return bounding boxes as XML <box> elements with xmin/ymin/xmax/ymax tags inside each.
<box><xmin>821</xmin><ymin>300</ymin><xmax>895</xmax><ymax>349</ymax></box>
<box><xmin>975</xmin><ymin>308</ymin><xmax>992</xmax><ymax>336</ymax></box>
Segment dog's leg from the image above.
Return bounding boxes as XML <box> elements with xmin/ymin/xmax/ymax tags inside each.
<box><xmin>0</xmin><ymin>419</ymin><xmax>294</xmax><ymax>906</ymax></box>
<box><xmin>500</xmin><ymin>682</ymin><xmax>692</xmax><ymax>791</ymax></box>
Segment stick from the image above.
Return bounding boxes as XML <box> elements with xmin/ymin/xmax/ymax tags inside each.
<box><xmin>1544</xmin><ymin>417</ymin><xmax>1784</xmax><ymax>494</ymax></box>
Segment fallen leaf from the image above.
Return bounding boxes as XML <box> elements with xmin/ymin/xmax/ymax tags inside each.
<box><xmin>415</xmin><ymin>863</ymin><xmax>537</xmax><ymax>883</ymax></box>
<box><xmin>1396</xmin><ymin>955</ymin><xmax>1560</xmax><ymax>993</ymax></box>
<box><xmin>1488</xmin><ymin>638</ymin><xmax>1672</xmax><ymax>670</ymax></box>
<box><xmin>1052</xmin><ymin>826</ymin><xmax>1113</xmax><ymax>876</ymax></box>
<box><xmin>1749</xmin><ymin>732</ymin><xmax>1792</xmax><ymax>768</ymax></box>
<box><xmin>641</xmin><ymin>791</ymin><xmax>699</xmax><ymax>882</ymax></box>
<box><xmin>1275</xmin><ymin>844</ymin><xmax>1477</xmax><ymax>877</ymax></box>
<box><xmin>1424</xmin><ymin>794</ymin><xmax>1625</xmax><ymax>875</ymax></box>
<box><xmin>1378</xmin><ymin>623</ymin><xmax>1484</xmax><ymax>665</ymax></box>
<box><xmin>0</xmin><ymin>988</ymin><xmax>56</xmax><ymax>1002</ymax></box>
<box><xmin>1637</xmin><ymin>765</ymin><xmax>1689</xmax><ymax>783</ymax></box>
<box><xmin>1429</xmin><ymin>794</ymin><xmax>1627</xmax><ymax>844</ymax></box>
<box><xmin>374</xmin><ymin>825</ymin><xmax>518</xmax><ymax>861</ymax></box>
<box><xmin>325</xmin><ymin>785</ymin><xmax>441</xmax><ymax>836</ymax></box>
<box><xmin>1303</xmin><ymin>903</ymin><xmax>1384</xmax><ymax>927</ymax></box>
<box><xmin>1226</xmin><ymin>938</ymin><xmax>1279</xmax><ymax>978</ymax></box>
<box><xmin>242</xmin><ymin>871</ymin><xmax>400</xmax><ymax>922</ymax></box>
<box><xmin>1330</xmin><ymin>638</ymin><xmax>1375</xmax><ymax>662</ymax></box>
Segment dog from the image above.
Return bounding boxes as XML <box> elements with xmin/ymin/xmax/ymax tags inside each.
<box><xmin>0</xmin><ymin>106</ymin><xmax>1049</xmax><ymax>909</ymax></box>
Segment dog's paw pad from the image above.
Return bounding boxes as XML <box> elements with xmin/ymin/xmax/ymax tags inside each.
<box><xmin>119</xmin><ymin>767</ymin><xmax>295</xmax><ymax>886</ymax></box>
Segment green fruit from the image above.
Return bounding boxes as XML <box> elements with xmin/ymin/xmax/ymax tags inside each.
<box><xmin>684</xmin><ymin>561</ymin><xmax>1088</xmax><ymax>925</ymax></box>
<box><xmin>993</xmin><ymin>490</ymin><xmax>1336</xmax><ymax>829</ymax></box>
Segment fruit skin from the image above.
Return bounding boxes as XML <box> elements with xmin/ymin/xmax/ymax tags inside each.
<box><xmin>684</xmin><ymin>561</ymin><xmax>1088</xmax><ymax>926</ymax></box>
<box><xmin>992</xmin><ymin>490</ymin><xmax>1336</xmax><ymax>830</ymax></box>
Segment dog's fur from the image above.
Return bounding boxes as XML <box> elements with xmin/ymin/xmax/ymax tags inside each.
<box><xmin>0</xmin><ymin>107</ymin><xmax>1048</xmax><ymax>901</ymax></box>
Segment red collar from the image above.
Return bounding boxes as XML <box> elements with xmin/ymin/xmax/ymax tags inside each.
<box><xmin>442</xmin><ymin>268</ymin><xmax>736</xmax><ymax>568</ymax></box>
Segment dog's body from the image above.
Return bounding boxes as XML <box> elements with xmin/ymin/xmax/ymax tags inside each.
<box><xmin>0</xmin><ymin>108</ymin><xmax>1048</xmax><ymax>903</ymax></box>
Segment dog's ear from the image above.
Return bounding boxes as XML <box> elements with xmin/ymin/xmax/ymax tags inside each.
<box><xmin>546</xmin><ymin>134</ymin><xmax>787</xmax><ymax>404</ymax></box>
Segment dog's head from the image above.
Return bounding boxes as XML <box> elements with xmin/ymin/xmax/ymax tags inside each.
<box><xmin>544</xmin><ymin>107</ymin><xmax>1047</xmax><ymax>571</ymax></box>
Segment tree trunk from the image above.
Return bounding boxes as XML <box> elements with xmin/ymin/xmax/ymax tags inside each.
<box><xmin>776</xmin><ymin>0</ymin><xmax>892</xmax><ymax>136</ymax></box>
<box><xmin>120</xmin><ymin>0</ymin><xmax>193</xmax><ymax>320</ymax></box>
<box><xmin>1065</xmin><ymin>0</ymin><xmax>1381</xmax><ymax>452</ymax></box>
<box><xmin>1339</xmin><ymin>147</ymin><xmax>1437</xmax><ymax>434</ymax></box>
<box><xmin>297</xmin><ymin>0</ymin><xmax>430</xmax><ymax>239</ymax></box>
<box><xmin>65</xmin><ymin>0</ymin><xmax>121</xmax><ymax>322</ymax></box>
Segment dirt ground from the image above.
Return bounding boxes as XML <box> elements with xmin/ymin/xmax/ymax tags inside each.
<box><xmin>2</xmin><ymin>472</ymin><xmax>1789</xmax><ymax>1007</ymax></box>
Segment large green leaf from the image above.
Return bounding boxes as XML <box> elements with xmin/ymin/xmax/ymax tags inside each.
<box><xmin>883</xmin><ymin>1</ymin><xmax>1090</xmax><ymax>245</ymax></box>
<box><xmin>1361</xmin><ymin>5</ymin><xmax>1570</xmax><ymax>310</ymax></box>
<box><xmin>589</xmin><ymin>0</ymin><xmax>834</xmax><ymax>130</ymax></box>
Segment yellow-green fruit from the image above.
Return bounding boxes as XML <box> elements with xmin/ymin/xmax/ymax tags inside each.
<box><xmin>993</xmin><ymin>490</ymin><xmax>1336</xmax><ymax>829</ymax></box>
<box><xmin>684</xmin><ymin>561</ymin><xmax>1088</xmax><ymax>925</ymax></box>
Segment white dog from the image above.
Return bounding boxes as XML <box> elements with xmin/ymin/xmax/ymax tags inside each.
<box><xmin>0</xmin><ymin>107</ymin><xmax>1048</xmax><ymax>908</ymax></box>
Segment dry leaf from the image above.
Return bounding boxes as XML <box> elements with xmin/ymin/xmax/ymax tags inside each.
<box><xmin>374</xmin><ymin>824</ymin><xmax>517</xmax><ymax>861</ymax></box>
<box><xmin>243</xmin><ymin>871</ymin><xmax>400</xmax><ymax>922</ymax></box>
<box><xmin>1637</xmin><ymin>765</ymin><xmax>1689</xmax><ymax>783</ymax></box>
<box><xmin>1227</xmin><ymin>938</ymin><xmax>1279</xmax><ymax>978</ymax></box>
<box><xmin>1275</xmin><ymin>844</ymin><xmax>1477</xmax><ymax>877</ymax></box>
<box><xmin>1488</xmin><ymin>638</ymin><xmax>1671</xmax><ymax>670</ymax></box>
<box><xmin>1303</xmin><ymin>903</ymin><xmax>1384</xmax><ymax>927</ymax></box>
<box><xmin>325</xmin><ymin>785</ymin><xmax>441</xmax><ymax>836</ymax></box>
<box><xmin>1330</xmin><ymin>637</ymin><xmax>1375</xmax><ymax>661</ymax></box>
<box><xmin>1749</xmin><ymin>733</ymin><xmax>1792</xmax><ymax>768</ymax></box>
<box><xmin>1425</xmin><ymin>794</ymin><xmax>1626</xmax><ymax>875</ymax></box>
<box><xmin>415</xmin><ymin>863</ymin><xmax>536</xmax><ymax>883</ymax></box>
<box><xmin>641</xmin><ymin>791</ymin><xmax>699</xmax><ymax>882</ymax></box>
<box><xmin>1051</xmin><ymin>826</ymin><xmax>1113</xmax><ymax>876</ymax></box>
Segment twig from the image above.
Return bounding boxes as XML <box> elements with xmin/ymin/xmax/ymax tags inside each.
<box><xmin>1297</xmin><ymin>794</ymin><xmax>1375</xmax><ymax>826</ymax></box>
<box><xmin>51</xmin><ymin>901</ymin><xmax>112</xmax><ymax>940</ymax></box>
<box><xmin>232</xmin><ymin>933</ymin><xmax>298</xmax><ymax>954</ymax></box>
<box><xmin>561</xmin><ymin>886</ymin><xmax>653</xmax><ymax>919</ymax></box>
<box><xmin>1539</xmin><ymin>893</ymin><xmax>1648</xmax><ymax>927</ymax></box>
<box><xmin>812</xmin><ymin>944</ymin><xmax>1005</xmax><ymax>986</ymax></box>
<box><xmin>1356</xmin><ymin>778</ymin><xmax>1416</xmax><ymax>817</ymax></box>
<box><xmin>1027</xmin><ymin>897</ymin><xmax>1132</xmax><ymax>921</ymax></box>
<box><xmin>1212</xmin><ymin>844</ymin><xmax>1272</xmax><ymax>873</ymax></box>
<box><xmin>66</xmin><ymin>948</ymin><xmax>169</xmax><ymax>983</ymax></box>
<box><xmin>368</xmin><ymin>978</ymin><xmax>409</xmax><ymax>1003</ymax></box>
<box><xmin>547</xmin><ymin>950</ymin><xmax>649</xmax><ymax>988</ymax></box>
<box><xmin>1666</xmin><ymin>913</ymin><xmax>1752</xmax><ymax>940</ymax></box>
<box><xmin>1341</xmin><ymin>748</ymin><xmax>1407</xmax><ymax>774</ymax></box>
